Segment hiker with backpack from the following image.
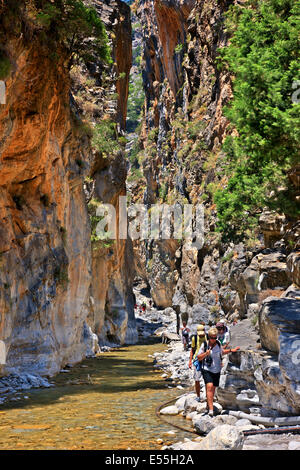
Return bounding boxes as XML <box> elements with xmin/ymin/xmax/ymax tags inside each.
<box><xmin>216</xmin><ymin>320</ymin><xmax>230</xmax><ymax>348</ymax></box>
<box><xmin>197</xmin><ymin>327</ymin><xmax>240</xmax><ymax>416</ymax></box>
<box><xmin>180</xmin><ymin>321</ymin><xmax>190</xmax><ymax>351</ymax></box>
<box><xmin>188</xmin><ymin>324</ymin><xmax>207</xmax><ymax>401</ymax></box>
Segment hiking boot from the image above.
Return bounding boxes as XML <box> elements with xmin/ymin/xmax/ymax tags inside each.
<box><xmin>208</xmin><ymin>409</ymin><xmax>214</xmax><ymax>417</ymax></box>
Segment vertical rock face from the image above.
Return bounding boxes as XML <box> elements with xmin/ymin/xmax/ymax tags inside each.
<box><xmin>135</xmin><ymin>0</ymin><xmax>300</xmax><ymax>414</ymax></box>
<box><xmin>85</xmin><ymin>0</ymin><xmax>137</xmax><ymax>347</ymax></box>
<box><xmin>153</xmin><ymin>0</ymin><xmax>194</xmax><ymax>97</ymax></box>
<box><xmin>131</xmin><ymin>0</ymin><xmax>195</xmax><ymax>308</ymax></box>
<box><xmin>134</xmin><ymin>0</ymin><xmax>232</xmax><ymax>308</ymax></box>
<box><xmin>0</xmin><ymin>39</ymin><xmax>92</xmax><ymax>376</ymax></box>
<box><xmin>92</xmin><ymin>0</ymin><xmax>132</xmax><ymax>130</ymax></box>
<box><xmin>0</xmin><ymin>0</ymin><xmax>135</xmax><ymax>377</ymax></box>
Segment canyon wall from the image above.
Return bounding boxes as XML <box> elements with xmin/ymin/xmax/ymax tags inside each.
<box><xmin>85</xmin><ymin>0</ymin><xmax>138</xmax><ymax>348</ymax></box>
<box><xmin>133</xmin><ymin>0</ymin><xmax>300</xmax><ymax>414</ymax></box>
<box><xmin>0</xmin><ymin>0</ymin><xmax>136</xmax><ymax>377</ymax></box>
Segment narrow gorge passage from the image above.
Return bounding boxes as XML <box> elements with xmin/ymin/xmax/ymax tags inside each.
<box><xmin>0</xmin><ymin>0</ymin><xmax>299</xmax><ymax>453</ymax></box>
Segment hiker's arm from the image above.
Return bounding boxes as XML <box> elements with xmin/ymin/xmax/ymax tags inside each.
<box><xmin>188</xmin><ymin>349</ymin><xmax>194</xmax><ymax>367</ymax></box>
<box><xmin>197</xmin><ymin>349</ymin><xmax>210</xmax><ymax>361</ymax></box>
<box><xmin>222</xmin><ymin>346</ymin><xmax>240</xmax><ymax>355</ymax></box>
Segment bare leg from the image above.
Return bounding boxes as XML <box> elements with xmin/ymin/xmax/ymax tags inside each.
<box><xmin>206</xmin><ymin>383</ymin><xmax>216</xmax><ymax>411</ymax></box>
<box><xmin>195</xmin><ymin>380</ymin><xmax>201</xmax><ymax>398</ymax></box>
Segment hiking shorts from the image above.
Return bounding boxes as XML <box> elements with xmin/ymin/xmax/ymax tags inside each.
<box><xmin>193</xmin><ymin>364</ymin><xmax>202</xmax><ymax>382</ymax></box>
<box><xmin>202</xmin><ymin>369</ymin><xmax>221</xmax><ymax>387</ymax></box>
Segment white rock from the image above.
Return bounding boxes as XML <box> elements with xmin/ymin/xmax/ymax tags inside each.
<box><xmin>288</xmin><ymin>441</ymin><xmax>300</xmax><ymax>450</ymax></box>
<box><xmin>198</xmin><ymin>425</ymin><xmax>244</xmax><ymax>450</ymax></box>
<box><xmin>213</xmin><ymin>402</ymin><xmax>223</xmax><ymax>413</ymax></box>
<box><xmin>236</xmin><ymin>424</ymin><xmax>260</xmax><ymax>432</ymax></box>
<box><xmin>163</xmin><ymin>430</ymin><xmax>177</xmax><ymax>436</ymax></box>
<box><xmin>213</xmin><ymin>415</ymin><xmax>238</xmax><ymax>426</ymax></box>
<box><xmin>175</xmin><ymin>395</ymin><xmax>188</xmax><ymax>412</ymax></box>
<box><xmin>159</xmin><ymin>405</ymin><xmax>179</xmax><ymax>416</ymax></box>
<box><xmin>186</xmin><ymin>411</ymin><xmax>198</xmax><ymax>421</ymax></box>
<box><xmin>235</xmin><ymin>418</ymin><xmax>252</xmax><ymax>427</ymax></box>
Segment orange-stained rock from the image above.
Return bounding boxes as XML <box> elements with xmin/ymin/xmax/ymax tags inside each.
<box><xmin>0</xmin><ymin>1</ymin><xmax>135</xmax><ymax>377</ymax></box>
<box><xmin>0</xmin><ymin>37</ymin><xmax>92</xmax><ymax>375</ymax></box>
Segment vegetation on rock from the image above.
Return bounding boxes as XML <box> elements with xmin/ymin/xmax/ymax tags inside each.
<box><xmin>1</xmin><ymin>0</ymin><xmax>112</xmax><ymax>69</ymax></box>
<box><xmin>215</xmin><ymin>0</ymin><xmax>300</xmax><ymax>242</ymax></box>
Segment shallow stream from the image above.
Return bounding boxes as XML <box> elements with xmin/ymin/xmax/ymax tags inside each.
<box><xmin>0</xmin><ymin>342</ymin><xmax>192</xmax><ymax>450</ymax></box>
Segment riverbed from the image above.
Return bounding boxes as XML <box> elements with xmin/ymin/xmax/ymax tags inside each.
<box><xmin>0</xmin><ymin>341</ymin><xmax>192</xmax><ymax>450</ymax></box>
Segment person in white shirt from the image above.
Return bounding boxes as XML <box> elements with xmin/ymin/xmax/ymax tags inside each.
<box><xmin>197</xmin><ymin>327</ymin><xmax>240</xmax><ymax>416</ymax></box>
<box><xmin>216</xmin><ymin>320</ymin><xmax>230</xmax><ymax>348</ymax></box>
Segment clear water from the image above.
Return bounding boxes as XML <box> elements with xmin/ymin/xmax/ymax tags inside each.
<box><xmin>0</xmin><ymin>342</ymin><xmax>192</xmax><ymax>450</ymax></box>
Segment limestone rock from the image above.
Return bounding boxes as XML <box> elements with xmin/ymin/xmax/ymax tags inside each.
<box><xmin>287</xmin><ymin>251</ymin><xmax>300</xmax><ymax>287</ymax></box>
<box><xmin>196</xmin><ymin>425</ymin><xmax>244</xmax><ymax>450</ymax></box>
<box><xmin>212</xmin><ymin>415</ymin><xmax>238</xmax><ymax>426</ymax></box>
<box><xmin>259</xmin><ymin>296</ymin><xmax>300</xmax><ymax>353</ymax></box>
<box><xmin>288</xmin><ymin>441</ymin><xmax>300</xmax><ymax>450</ymax></box>
<box><xmin>159</xmin><ymin>405</ymin><xmax>179</xmax><ymax>416</ymax></box>
<box><xmin>193</xmin><ymin>415</ymin><xmax>216</xmax><ymax>435</ymax></box>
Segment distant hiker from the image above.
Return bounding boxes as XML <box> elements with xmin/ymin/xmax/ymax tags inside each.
<box><xmin>197</xmin><ymin>327</ymin><xmax>240</xmax><ymax>416</ymax></box>
<box><xmin>142</xmin><ymin>302</ymin><xmax>146</xmax><ymax>312</ymax></box>
<box><xmin>188</xmin><ymin>325</ymin><xmax>207</xmax><ymax>401</ymax></box>
<box><xmin>216</xmin><ymin>320</ymin><xmax>230</xmax><ymax>348</ymax></box>
<box><xmin>149</xmin><ymin>300</ymin><xmax>152</xmax><ymax>308</ymax></box>
<box><xmin>180</xmin><ymin>321</ymin><xmax>190</xmax><ymax>351</ymax></box>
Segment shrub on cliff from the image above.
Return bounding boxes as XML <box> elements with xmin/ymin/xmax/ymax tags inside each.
<box><xmin>0</xmin><ymin>52</ymin><xmax>11</xmax><ymax>79</ymax></box>
<box><xmin>215</xmin><ymin>0</ymin><xmax>300</xmax><ymax>242</ymax></box>
<box><xmin>35</xmin><ymin>0</ymin><xmax>112</xmax><ymax>68</ymax></box>
<box><xmin>92</xmin><ymin>119</ymin><xmax>121</xmax><ymax>157</ymax></box>
<box><xmin>0</xmin><ymin>0</ymin><xmax>112</xmax><ymax>69</ymax></box>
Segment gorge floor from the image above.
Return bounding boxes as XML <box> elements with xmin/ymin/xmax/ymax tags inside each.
<box><xmin>0</xmin><ymin>341</ymin><xmax>191</xmax><ymax>450</ymax></box>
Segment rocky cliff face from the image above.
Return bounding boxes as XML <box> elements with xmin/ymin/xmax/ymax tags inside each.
<box><xmin>0</xmin><ymin>36</ymin><xmax>92</xmax><ymax>376</ymax></box>
<box><xmin>0</xmin><ymin>0</ymin><xmax>135</xmax><ymax>377</ymax></box>
<box><xmin>83</xmin><ymin>0</ymin><xmax>137</xmax><ymax>348</ymax></box>
<box><xmin>134</xmin><ymin>0</ymin><xmax>300</xmax><ymax>414</ymax></box>
<box><xmin>134</xmin><ymin>0</ymin><xmax>232</xmax><ymax>308</ymax></box>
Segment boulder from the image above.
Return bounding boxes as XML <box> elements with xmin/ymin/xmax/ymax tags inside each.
<box><xmin>212</xmin><ymin>415</ymin><xmax>238</xmax><ymax>426</ymax></box>
<box><xmin>161</xmin><ymin>331</ymin><xmax>181</xmax><ymax>344</ymax></box>
<box><xmin>259</xmin><ymin>296</ymin><xmax>300</xmax><ymax>353</ymax></box>
<box><xmin>175</xmin><ymin>395</ymin><xmax>188</xmax><ymax>413</ymax></box>
<box><xmin>193</xmin><ymin>415</ymin><xmax>216</xmax><ymax>435</ymax></box>
<box><xmin>183</xmin><ymin>395</ymin><xmax>200</xmax><ymax>414</ymax></box>
<box><xmin>257</xmin><ymin>251</ymin><xmax>289</xmax><ymax>290</ymax></box>
<box><xmin>190</xmin><ymin>303</ymin><xmax>210</xmax><ymax>327</ymax></box>
<box><xmin>196</xmin><ymin>425</ymin><xmax>244</xmax><ymax>450</ymax></box>
<box><xmin>259</xmin><ymin>212</ymin><xmax>286</xmax><ymax>248</ymax></box>
<box><xmin>159</xmin><ymin>405</ymin><xmax>179</xmax><ymax>416</ymax></box>
<box><xmin>236</xmin><ymin>390</ymin><xmax>260</xmax><ymax>410</ymax></box>
<box><xmin>254</xmin><ymin>351</ymin><xmax>300</xmax><ymax>415</ymax></box>
<box><xmin>235</xmin><ymin>418</ymin><xmax>253</xmax><ymax>427</ymax></box>
<box><xmin>287</xmin><ymin>251</ymin><xmax>300</xmax><ymax>287</ymax></box>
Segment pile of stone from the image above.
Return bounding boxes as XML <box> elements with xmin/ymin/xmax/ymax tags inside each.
<box><xmin>0</xmin><ymin>373</ymin><xmax>53</xmax><ymax>404</ymax></box>
<box><xmin>159</xmin><ymin>392</ymin><xmax>263</xmax><ymax>450</ymax></box>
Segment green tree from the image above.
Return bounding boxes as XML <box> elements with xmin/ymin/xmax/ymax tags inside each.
<box><xmin>215</xmin><ymin>0</ymin><xmax>300</xmax><ymax>242</ymax></box>
<box><xmin>35</xmin><ymin>0</ymin><xmax>112</xmax><ymax>68</ymax></box>
<box><xmin>1</xmin><ymin>1</ymin><xmax>112</xmax><ymax>69</ymax></box>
